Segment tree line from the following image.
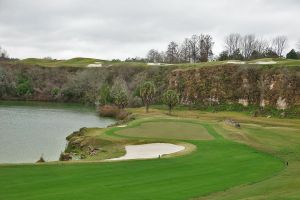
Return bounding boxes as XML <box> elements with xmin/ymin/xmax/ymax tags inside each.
<box><xmin>220</xmin><ymin>34</ymin><xmax>288</xmax><ymax>60</ymax></box>
<box><xmin>1</xmin><ymin>36</ymin><xmax>300</xmax><ymax>63</ymax></box>
<box><xmin>146</xmin><ymin>34</ymin><xmax>300</xmax><ymax>63</ymax></box>
<box><xmin>147</xmin><ymin>34</ymin><xmax>214</xmax><ymax>63</ymax></box>
<box><xmin>100</xmin><ymin>81</ymin><xmax>179</xmax><ymax>115</ymax></box>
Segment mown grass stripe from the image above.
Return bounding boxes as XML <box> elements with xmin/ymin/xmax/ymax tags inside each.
<box><xmin>202</xmin><ymin>123</ymin><xmax>224</xmax><ymax>139</ymax></box>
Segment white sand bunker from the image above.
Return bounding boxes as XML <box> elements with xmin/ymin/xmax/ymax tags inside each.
<box><xmin>253</xmin><ymin>61</ymin><xmax>277</xmax><ymax>65</ymax></box>
<box><xmin>147</xmin><ymin>63</ymin><xmax>173</xmax><ymax>66</ymax></box>
<box><xmin>227</xmin><ymin>61</ymin><xmax>245</xmax><ymax>64</ymax></box>
<box><xmin>107</xmin><ymin>143</ymin><xmax>185</xmax><ymax>161</ymax></box>
<box><xmin>117</xmin><ymin>124</ymin><xmax>127</xmax><ymax>128</ymax></box>
<box><xmin>87</xmin><ymin>62</ymin><xmax>102</xmax><ymax>67</ymax></box>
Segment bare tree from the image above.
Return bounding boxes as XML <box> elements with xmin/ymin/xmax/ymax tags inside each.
<box><xmin>199</xmin><ymin>34</ymin><xmax>214</xmax><ymax>62</ymax></box>
<box><xmin>159</xmin><ymin>51</ymin><xmax>166</xmax><ymax>63</ymax></box>
<box><xmin>240</xmin><ymin>34</ymin><xmax>257</xmax><ymax>60</ymax></box>
<box><xmin>188</xmin><ymin>35</ymin><xmax>198</xmax><ymax>63</ymax></box>
<box><xmin>147</xmin><ymin>49</ymin><xmax>161</xmax><ymax>63</ymax></box>
<box><xmin>272</xmin><ymin>36</ymin><xmax>288</xmax><ymax>57</ymax></box>
<box><xmin>179</xmin><ymin>38</ymin><xmax>191</xmax><ymax>63</ymax></box>
<box><xmin>166</xmin><ymin>41</ymin><xmax>179</xmax><ymax>63</ymax></box>
<box><xmin>255</xmin><ymin>37</ymin><xmax>270</xmax><ymax>55</ymax></box>
<box><xmin>225</xmin><ymin>33</ymin><xmax>242</xmax><ymax>56</ymax></box>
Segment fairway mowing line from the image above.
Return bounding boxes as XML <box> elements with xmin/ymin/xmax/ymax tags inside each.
<box><xmin>201</xmin><ymin>124</ymin><xmax>223</xmax><ymax>140</ymax></box>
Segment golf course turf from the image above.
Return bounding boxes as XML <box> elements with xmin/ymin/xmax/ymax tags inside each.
<box><xmin>115</xmin><ymin>120</ymin><xmax>213</xmax><ymax>140</ymax></box>
<box><xmin>0</xmin><ymin>116</ymin><xmax>285</xmax><ymax>200</ymax></box>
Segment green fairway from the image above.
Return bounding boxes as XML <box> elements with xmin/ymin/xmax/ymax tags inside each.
<box><xmin>0</xmin><ymin>117</ymin><xmax>284</xmax><ymax>200</ymax></box>
<box><xmin>197</xmin><ymin>120</ymin><xmax>300</xmax><ymax>200</ymax></box>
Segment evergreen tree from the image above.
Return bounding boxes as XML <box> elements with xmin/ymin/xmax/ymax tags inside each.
<box><xmin>286</xmin><ymin>49</ymin><xmax>298</xmax><ymax>59</ymax></box>
<box><xmin>218</xmin><ymin>51</ymin><xmax>229</xmax><ymax>61</ymax></box>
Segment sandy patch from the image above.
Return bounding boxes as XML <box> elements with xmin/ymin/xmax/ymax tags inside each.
<box><xmin>117</xmin><ymin>125</ymin><xmax>127</xmax><ymax>128</ymax></box>
<box><xmin>147</xmin><ymin>63</ymin><xmax>173</xmax><ymax>66</ymax></box>
<box><xmin>87</xmin><ymin>62</ymin><xmax>102</xmax><ymax>67</ymax></box>
<box><xmin>147</xmin><ymin>62</ymin><xmax>161</xmax><ymax>66</ymax></box>
<box><xmin>252</xmin><ymin>61</ymin><xmax>277</xmax><ymax>65</ymax></box>
<box><xmin>227</xmin><ymin>61</ymin><xmax>245</xmax><ymax>64</ymax></box>
<box><xmin>255</xmin><ymin>61</ymin><xmax>277</xmax><ymax>65</ymax></box>
<box><xmin>107</xmin><ymin>143</ymin><xmax>185</xmax><ymax>161</ymax></box>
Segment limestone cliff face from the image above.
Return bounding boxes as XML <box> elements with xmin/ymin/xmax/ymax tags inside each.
<box><xmin>168</xmin><ymin>65</ymin><xmax>300</xmax><ymax>109</ymax></box>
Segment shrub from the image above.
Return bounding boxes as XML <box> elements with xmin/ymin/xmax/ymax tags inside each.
<box><xmin>110</xmin><ymin>79</ymin><xmax>129</xmax><ymax>109</ymax></box>
<box><xmin>163</xmin><ymin>90</ymin><xmax>179</xmax><ymax>114</ymax></box>
<box><xmin>16</xmin><ymin>75</ymin><xmax>33</xmax><ymax>96</ymax></box>
<box><xmin>98</xmin><ymin>105</ymin><xmax>119</xmax><ymax>118</ymax></box>
<box><xmin>99</xmin><ymin>83</ymin><xmax>112</xmax><ymax>105</ymax></box>
<box><xmin>131</xmin><ymin>96</ymin><xmax>143</xmax><ymax>107</ymax></box>
<box><xmin>59</xmin><ymin>152</ymin><xmax>72</xmax><ymax>161</ymax></box>
<box><xmin>111</xmin><ymin>89</ymin><xmax>128</xmax><ymax>109</ymax></box>
<box><xmin>51</xmin><ymin>88</ymin><xmax>60</xmax><ymax>97</ymax></box>
<box><xmin>116</xmin><ymin>109</ymin><xmax>130</xmax><ymax>120</ymax></box>
<box><xmin>36</xmin><ymin>155</ymin><xmax>45</xmax><ymax>163</ymax></box>
<box><xmin>98</xmin><ymin>104</ymin><xmax>129</xmax><ymax>120</ymax></box>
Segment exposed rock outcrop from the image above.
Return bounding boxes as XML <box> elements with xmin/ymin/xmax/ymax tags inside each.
<box><xmin>1</xmin><ymin>62</ymin><xmax>299</xmax><ymax>110</ymax></box>
<box><xmin>224</xmin><ymin>119</ymin><xmax>241</xmax><ymax>128</ymax></box>
<box><xmin>59</xmin><ymin>152</ymin><xmax>72</xmax><ymax>161</ymax></box>
<box><xmin>169</xmin><ymin>65</ymin><xmax>300</xmax><ymax>109</ymax></box>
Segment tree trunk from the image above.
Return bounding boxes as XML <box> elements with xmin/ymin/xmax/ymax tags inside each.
<box><xmin>146</xmin><ymin>104</ymin><xmax>149</xmax><ymax>113</ymax></box>
<box><xmin>168</xmin><ymin>105</ymin><xmax>172</xmax><ymax>115</ymax></box>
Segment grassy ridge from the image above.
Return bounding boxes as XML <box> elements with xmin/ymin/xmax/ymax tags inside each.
<box><xmin>0</xmin><ymin>117</ymin><xmax>284</xmax><ymax>200</ymax></box>
<box><xmin>175</xmin><ymin>58</ymin><xmax>300</xmax><ymax>69</ymax></box>
<box><xmin>13</xmin><ymin>57</ymin><xmax>103</xmax><ymax>67</ymax></box>
<box><xmin>3</xmin><ymin>57</ymin><xmax>300</xmax><ymax>68</ymax></box>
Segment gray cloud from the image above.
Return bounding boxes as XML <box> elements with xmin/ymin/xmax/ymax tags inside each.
<box><xmin>0</xmin><ymin>0</ymin><xmax>299</xmax><ymax>59</ymax></box>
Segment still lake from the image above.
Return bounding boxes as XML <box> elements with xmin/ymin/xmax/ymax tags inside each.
<box><xmin>0</xmin><ymin>101</ymin><xmax>115</xmax><ymax>163</ymax></box>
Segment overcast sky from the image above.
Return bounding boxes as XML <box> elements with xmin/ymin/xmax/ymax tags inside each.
<box><xmin>0</xmin><ymin>0</ymin><xmax>299</xmax><ymax>60</ymax></box>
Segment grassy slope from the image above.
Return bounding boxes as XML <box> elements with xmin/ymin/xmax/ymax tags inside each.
<box><xmin>0</xmin><ymin>112</ymin><xmax>285</xmax><ymax>200</ymax></box>
<box><xmin>130</xmin><ymin>108</ymin><xmax>300</xmax><ymax>199</ymax></box>
<box><xmin>4</xmin><ymin>57</ymin><xmax>300</xmax><ymax>68</ymax></box>
<box><xmin>6</xmin><ymin>57</ymin><xmax>148</xmax><ymax>68</ymax></box>
<box><xmin>13</xmin><ymin>57</ymin><xmax>103</xmax><ymax>67</ymax></box>
<box><xmin>197</xmin><ymin>117</ymin><xmax>300</xmax><ymax>199</ymax></box>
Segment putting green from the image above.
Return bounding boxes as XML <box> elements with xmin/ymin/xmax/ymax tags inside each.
<box><xmin>0</xmin><ymin>118</ymin><xmax>284</xmax><ymax>200</ymax></box>
<box><xmin>115</xmin><ymin>120</ymin><xmax>213</xmax><ymax>140</ymax></box>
